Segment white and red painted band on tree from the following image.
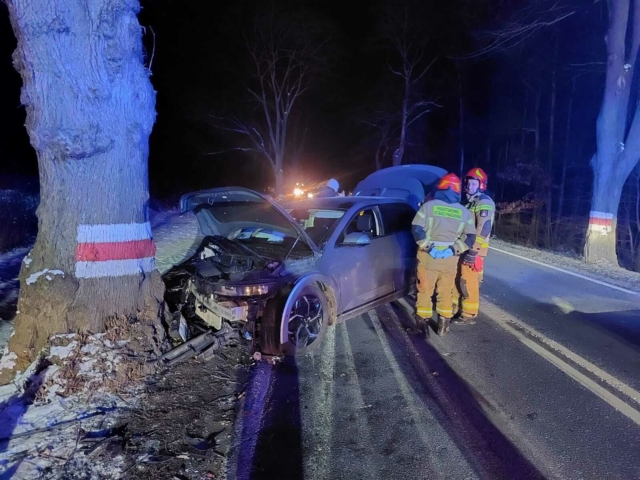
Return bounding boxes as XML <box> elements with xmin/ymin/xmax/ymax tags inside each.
<box><xmin>587</xmin><ymin>211</ymin><xmax>614</xmax><ymax>235</ymax></box>
<box><xmin>75</xmin><ymin>222</ymin><xmax>157</xmax><ymax>278</ymax></box>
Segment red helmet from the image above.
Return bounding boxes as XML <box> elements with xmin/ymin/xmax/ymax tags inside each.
<box><xmin>465</xmin><ymin>168</ymin><xmax>488</xmax><ymax>191</ymax></box>
<box><xmin>436</xmin><ymin>173</ymin><xmax>462</xmax><ymax>194</ymax></box>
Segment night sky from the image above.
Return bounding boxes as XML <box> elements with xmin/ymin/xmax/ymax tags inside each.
<box><xmin>0</xmin><ymin>0</ymin><xmax>605</xmax><ymax>201</ymax></box>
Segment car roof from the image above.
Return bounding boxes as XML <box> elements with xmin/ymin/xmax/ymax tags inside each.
<box><xmin>282</xmin><ymin>195</ymin><xmax>412</xmax><ymax>210</ymax></box>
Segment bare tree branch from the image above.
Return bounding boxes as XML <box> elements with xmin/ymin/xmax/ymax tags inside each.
<box><xmin>210</xmin><ymin>7</ymin><xmax>333</xmax><ymax>191</ymax></box>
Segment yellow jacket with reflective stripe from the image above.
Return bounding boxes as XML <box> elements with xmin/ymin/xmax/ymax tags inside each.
<box><xmin>411</xmin><ymin>199</ymin><xmax>476</xmax><ymax>255</ymax></box>
<box><xmin>466</xmin><ymin>192</ymin><xmax>495</xmax><ymax>257</ymax></box>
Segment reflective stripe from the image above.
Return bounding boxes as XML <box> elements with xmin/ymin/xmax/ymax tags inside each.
<box><xmin>432</xmin><ymin>241</ymin><xmax>454</xmax><ymax>247</ymax></box>
<box><xmin>417</xmin><ymin>238</ymin><xmax>430</xmax><ymax>249</ymax></box>
<box><xmin>416</xmin><ymin>307</ymin><xmax>432</xmax><ymax>318</ymax></box>
<box><xmin>436</xmin><ymin>307</ymin><xmax>452</xmax><ymax>317</ymax></box>
<box><xmin>416</xmin><ymin>209</ymin><xmax>426</xmax><ymax>219</ymax></box>
<box><xmin>454</xmin><ymin>239</ymin><xmax>466</xmax><ymax>252</ymax></box>
<box><xmin>461</xmin><ymin>300</ymin><xmax>479</xmax><ymax>313</ymax></box>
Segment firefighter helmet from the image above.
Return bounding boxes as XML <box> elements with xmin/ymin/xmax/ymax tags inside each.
<box><xmin>465</xmin><ymin>168</ymin><xmax>488</xmax><ymax>191</ymax></box>
<box><xmin>436</xmin><ymin>173</ymin><xmax>462</xmax><ymax>194</ymax></box>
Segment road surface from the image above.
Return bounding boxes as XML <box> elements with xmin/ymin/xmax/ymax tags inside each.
<box><xmin>229</xmin><ymin>249</ymin><xmax>640</xmax><ymax>480</ymax></box>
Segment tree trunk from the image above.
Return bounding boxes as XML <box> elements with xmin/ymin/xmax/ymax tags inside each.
<box><xmin>585</xmin><ymin>0</ymin><xmax>639</xmax><ymax>264</ymax></box>
<box><xmin>528</xmin><ymin>89</ymin><xmax>542</xmax><ymax>246</ymax></box>
<box><xmin>394</xmin><ymin>78</ymin><xmax>410</xmax><ymax>167</ymax></box>
<box><xmin>520</xmin><ymin>89</ymin><xmax>528</xmax><ymax>152</ymax></box>
<box><xmin>584</xmin><ymin>166</ymin><xmax>624</xmax><ymax>264</ymax></box>
<box><xmin>274</xmin><ymin>153</ymin><xmax>285</xmax><ymax>195</ymax></box>
<box><xmin>458</xmin><ymin>64</ymin><xmax>465</xmax><ymax>176</ymax></box>
<box><xmin>556</xmin><ymin>78</ymin><xmax>575</xmax><ymax>235</ymax></box>
<box><xmin>545</xmin><ymin>53</ymin><xmax>557</xmax><ymax>247</ymax></box>
<box><xmin>1</xmin><ymin>0</ymin><xmax>164</xmax><ymax>384</ymax></box>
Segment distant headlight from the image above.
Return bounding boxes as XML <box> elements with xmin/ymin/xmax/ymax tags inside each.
<box><xmin>307</xmin><ymin>192</ymin><xmax>314</xmax><ymax>198</ymax></box>
<box><xmin>214</xmin><ymin>284</ymin><xmax>273</xmax><ymax>297</ymax></box>
<box><xmin>293</xmin><ymin>188</ymin><xmax>304</xmax><ymax>196</ymax></box>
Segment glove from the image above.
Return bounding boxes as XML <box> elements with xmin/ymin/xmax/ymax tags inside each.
<box><xmin>472</xmin><ymin>255</ymin><xmax>484</xmax><ymax>272</ymax></box>
<box><xmin>429</xmin><ymin>248</ymin><xmax>444</xmax><ymax>259</ymax></box>
<box><xmin>462</xmin><ymin>251</ymin><xmax>477</xmax><ymax>268</ymax></box>
<box><xmin>463</xmin><ymin>252</ymin><xmax>484</xmax><ymax>272</ymax></box>
<box><xmin>440</xmin><ymin>247</ymin><xmax>454</xmax><ymax>259</ymax></box>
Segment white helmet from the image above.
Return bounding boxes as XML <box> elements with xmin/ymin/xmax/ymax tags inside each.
<box><xmin>327</xmin><ymin>178</ymin><xmax>339</xmax><ymax>192</ymax></box>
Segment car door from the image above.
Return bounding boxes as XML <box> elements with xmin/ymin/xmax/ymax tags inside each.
<box><xmin>332</xmin><ymin>207</ymin><xmax>391</xmax><ymax>313</ymax></box>
<box><xmin>378</xmin><ymin>203</ymin><xmax>418</xmax><ymax>294</ymax></box>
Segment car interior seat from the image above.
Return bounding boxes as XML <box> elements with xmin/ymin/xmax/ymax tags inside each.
<box><xmin>356</xmin><ymin>213</ymin><xmax>375</xmax><ymax>236</ymax></box>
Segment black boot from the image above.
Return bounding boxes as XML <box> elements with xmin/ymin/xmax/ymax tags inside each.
<box><xmin>408</xmin><ymin>314</ymin><xmax>428</xmax><ymax>336</ymax></box>
<box><xmin>437</xmin><ymin>317</ymin><xmax>451</xmax><ymax>336</ymax></box>
<box><xmin>421</xmin><ymin>321</ymin><xmax>431</xmax><ymax>339</ymax></box>
<box><xmin>453</xmin><ymin>316</ymin><xmax>477</xmax><ymax>325</ymax></box>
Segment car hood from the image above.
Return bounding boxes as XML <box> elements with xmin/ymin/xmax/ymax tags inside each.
<box><xmin>180</xmin><ymin>187</ymin><xmax>319</xmax><ymax>253</ymax></box>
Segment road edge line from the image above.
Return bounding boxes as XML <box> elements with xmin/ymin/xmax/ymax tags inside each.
<box><xmin>489</xmin><ymin>246</ymin><xmax>639</xmax><ymax>296</ymax></box>
<box><xmin>483</xmin><ymin>300</ymin><xmax>640</xmax><ymax>427</ymax></box>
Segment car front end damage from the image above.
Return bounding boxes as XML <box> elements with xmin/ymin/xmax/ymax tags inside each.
<box><xmin>161</xmin><ymin>234</ymin><xmax>316</xmax><ymax>363</ymax></box>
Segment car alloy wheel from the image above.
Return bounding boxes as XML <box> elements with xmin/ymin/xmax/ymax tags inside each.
<box><xmin>287</xmin><ymin>293</ymin><xmax>324</xmax><ymax>348</ymax></box>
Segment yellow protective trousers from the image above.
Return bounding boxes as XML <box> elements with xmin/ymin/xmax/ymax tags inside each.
<box><xmin>416</xmin><ymin>251</ymin><xmax>458</xmax><ymax>320</ymax></box>
<box><xmin>453</xmin><ymin>262</ymin><xmax>483</xmax><ymax>318</ymax></box>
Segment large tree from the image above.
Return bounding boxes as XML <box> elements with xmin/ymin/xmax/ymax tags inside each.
<box><xmin>584</xmin><ymin>0</ymin><xmax>640</xmax><ymax>264</ymax></box>
<box><xmin>212</xmin><ymin>7</ymin><xmax>331</xmax><ymax>194</ymax></box>
<box><xmin>0</xmin><ymin>0</ymin><xmax>164</xmax><ymax>384</ymax></box>
<box><xmin>379</xmin><ymin>4</ymin><xmax>437</xmax><ymax>166</ymax></box>
<box><xmin>473</xmin><ymin>0</ymin><xmax>640</xmax><ymax>264</ymax></box>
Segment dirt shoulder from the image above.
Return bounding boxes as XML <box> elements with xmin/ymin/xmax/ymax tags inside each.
<box><xmin>491</xmin><ymin>237</ymin><xmax>640</xmax><ymax>293</ymax></box>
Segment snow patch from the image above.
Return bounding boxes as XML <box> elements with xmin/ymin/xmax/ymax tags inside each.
<box><xmin>0</xmin><ymin>350</ymin><xmax>17</xmax><ymax>370</ymax></box>
<box><xmin>49</xmin><ymin>341</ymin><xmax>79</xmax><ymax>359</ymax></box>
<box><xmin>23</xmin><ymin>256</ymin><xmax>32</xmax><ymax>266</ymax></box>
<box><xmin>26</xmin><ymin>268</ymin><xmax>64</xmax><ymax>285</ymax></box>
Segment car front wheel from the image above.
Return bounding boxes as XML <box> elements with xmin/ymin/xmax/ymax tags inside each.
<box><xmin>281</xmin><ymin>284</ymin><xmax>329</xmax><ymax>356</ymax></box>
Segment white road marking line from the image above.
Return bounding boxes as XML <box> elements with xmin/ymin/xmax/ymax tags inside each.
<box><xmin>300</xmin><ymin>324</ymin><xmax>336</xmax><ymax>480</ymax></box>
<box><xmin>369</xmin><ymin>310</ymin><xmax>474</xmax><ymax>479</ymax></box>
<box><xmin>338</xmin><ymin>322</ymin><xmax>380</xmax><ymax>479</ymax></box>
<box><xmin>489</xmin><ymin>246</ymin><xmax>639</xmax><ymax>296</ymax></box>
<box><xmin>482</xmin><ymin>299</ymin><xmax>640</xmax><ymax>426</ymax></box>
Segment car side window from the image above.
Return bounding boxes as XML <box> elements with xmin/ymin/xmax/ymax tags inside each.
<box><xmin>379</xmin><ymin>203</ymin><xmax>416</xmax><ymax>235</ymax></box>
<box><xmin>340</xmin><ymin>208</ymin><xmax>380</xmax><ymax>243</ymax></box>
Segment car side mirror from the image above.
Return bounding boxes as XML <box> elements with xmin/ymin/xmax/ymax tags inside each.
<box><xmin>343</xmin><ymin>232</ymin><xmax>371</xmax><ymax>246</ymax></box>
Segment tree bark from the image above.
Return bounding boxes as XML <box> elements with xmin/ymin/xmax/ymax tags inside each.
<box><xmin>584</xmin><ymin>166</ymin><xmax>624</xmax><ymax>263</ymax></box>
<box><xmin>458</xmin><ymin>64</ymin><xmax>465</xmax><ymax>176</ymax></box>
<box><xmin>545</xmin><ymin>50</ymin><xmax>557</xmax><ymax>246</ymax></box>
<box><xmin>556</xmin><ymin>78</ymin><xmax>575</xmax><ymax>233</ymax></box>
<box><xmin>393</xmin><ymin>77</ymin><xmax>410</xmax><ymax>167</ymax></box>
<box><xmin>528</xmin><ymin>88</ymin><xmax>542</xmax><ymax>246</ymax></box>
<box><xmin>0</xmin><ymin>0</ymin><xmax>164</xmax><ymax>384</ymax></box>
<box><xmin>585</xmin><ymin>0</ymin><xmax>640</xmax><ymax>264</ymax></box>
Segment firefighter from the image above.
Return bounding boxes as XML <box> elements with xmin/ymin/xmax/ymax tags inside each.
<box><xmin>453</xmin><ymin>167</ymin><xmax>495</xmax><ymax>324</ymax></box>
<box><xmin>411</xmin><ymin>173</ymin><xmax>476</xmax><ymax>337</ymax></box>
<box><xmin>316</xmin><ymin>178</ymin><xmax>340</xmax><ymax>198</ymax></box>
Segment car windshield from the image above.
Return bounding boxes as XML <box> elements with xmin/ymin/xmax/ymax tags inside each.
<box><xmin>286</xmin><ymin>208</ymin><xmax>345</xmax><ymax>248</ymax></box>
<box><xmin>229</xmin><ymin>227</ymin><xmax>288</xmax><ymax>243</ymax></box>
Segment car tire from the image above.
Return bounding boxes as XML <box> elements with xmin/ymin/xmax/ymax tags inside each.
<box><xmin>281</xmin><ymin>284</ymin><xmax>329</xmax><ymax>356</ymax></box>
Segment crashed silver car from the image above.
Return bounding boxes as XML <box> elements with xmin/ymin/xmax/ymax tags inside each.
<box><xmin>162</xmin><ymin>165</ymin><xmax>446</xmax><ymax>361</ymax></box>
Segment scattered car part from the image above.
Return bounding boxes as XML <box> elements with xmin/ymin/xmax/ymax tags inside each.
<box><xmin>159</xmin><ymin>323</ymin><xmax>237</xmax><ymax>367</ymax></box>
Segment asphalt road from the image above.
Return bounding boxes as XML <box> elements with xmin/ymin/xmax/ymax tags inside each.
<box><xmin>230</xmin><ymin>249</ymin><xmax>640</xmax><ymax>480</ymax></box>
